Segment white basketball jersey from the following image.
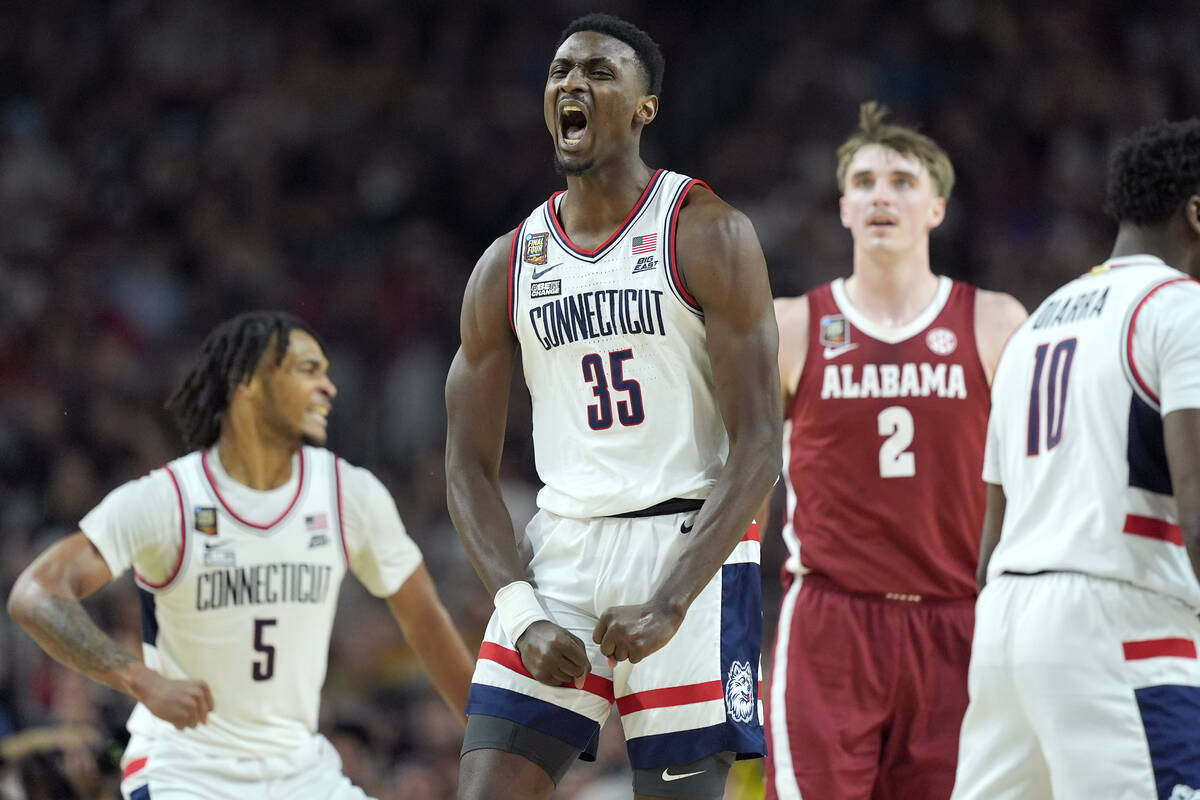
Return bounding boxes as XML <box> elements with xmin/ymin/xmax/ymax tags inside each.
<box><xmin>985</xmin><ymin>256</ymin><xmax>1200</xmax><ymax>609</ymax></box>
<box><xmin>509</xmin><ymin>169</ymin><xmax>728</xmax><ymax>518</ymax></box>
<box><xmin>128</xmin><ymin>446</ymin><xmax>347</xmax><ymax>758</ymax></box>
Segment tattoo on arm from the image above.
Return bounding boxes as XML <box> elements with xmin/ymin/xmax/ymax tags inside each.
<box><xmin>28</xmin><ymin>594</ymin><xmax>138</xmax><ymax>690</ymax></box>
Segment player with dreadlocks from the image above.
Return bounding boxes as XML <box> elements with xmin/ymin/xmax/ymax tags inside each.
<box><xmin>9</xmin><ymin>310</ymin><xmax>474</xmax><ymax>800</ymax></box>
<box><xmin>952</xmin><ymin>117</ymin><xmax>1200</xmax><ymax>798</ymax></box>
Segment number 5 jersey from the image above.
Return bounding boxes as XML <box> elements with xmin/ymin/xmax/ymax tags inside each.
<box><xmin>80</xmin><ymin>446</ymin><xmax>422</xmax><ymax>764</ymax></box>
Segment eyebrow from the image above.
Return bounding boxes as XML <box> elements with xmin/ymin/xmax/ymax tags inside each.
<box><xmin>550</xmin><ymin>55</ymin><xmax>619</xmax><ymax>70</ymax></box>
<box><xmin>850</xmin><ymin>168</ymin><xmax>921</xmax><ymax>180</ymax></box>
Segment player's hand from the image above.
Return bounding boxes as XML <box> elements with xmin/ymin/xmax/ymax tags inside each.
<box><xmin>593</xmin><ymin>602</ymin><xmax>684</xmax><ymax>667</ymax></box>
<box><xmin>131</xmin><ymin>667</ymin><xmax>214</xmax><ymax>730</ymax></box>
<box><xmin>515</xmin><ymin>620</ymin><xmax>591</xmax><ymax>688</ymax></box>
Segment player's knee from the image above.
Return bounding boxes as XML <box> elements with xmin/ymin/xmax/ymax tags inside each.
<box><xmin>633</xmin><ymin>751</ymin><xmax>735</xmax><ymax>799</ymax></box>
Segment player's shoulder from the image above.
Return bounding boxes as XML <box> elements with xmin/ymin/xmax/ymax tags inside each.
<box><xmin>973</xmin><ymin>286</ymin><xmax>1028</xmax><ymax>332</ymax></box>
<box><xmin>476</xmin><ymin>227</ymin><xmax>522</xmax><ymax>275</ymax></box>
<box><xmin>774</xmin><ymin>294</ymin><xmax>811</xmax><ymax>333</ymax></box>
<box><xmin>675</xmin><ymin>182</ymin><xmax>755</xmax><ymax>242</ymax></box>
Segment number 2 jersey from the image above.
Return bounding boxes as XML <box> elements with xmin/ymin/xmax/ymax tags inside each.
<box><xmin>509</xmin><ymin>169</ymin><xmax>727</xmax><ymax>518</ymax></box>
<box><xmin>80</xmin><ymin>446</ymin><xmax>422</xmax><ymax>763</ymax></box>
<box><xmin>783</xmin><ymin>277</ymin><xmax>991</xmax><ymax>599</ymax></box>
<box><xmin>984</xmin><ymin>256</ymin><xmax>1200</xmax><ymax>610</ymax></box>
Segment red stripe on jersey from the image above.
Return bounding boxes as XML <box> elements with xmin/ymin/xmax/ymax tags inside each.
<box><xmin>616</xmin><ymin>680</ymin><xmax>724</xmax><ymax>714</ymax></box>
<box><xmin>477</xmin><ymin>642</ymin><xmax>614</xmax><ymax>701</ymax></box>
<box><xmin>122</xmin><ymin>756</ymin><xmax>148</xmax><ymax>780</ymax></box>
<box><xmin>1123</xmin><ymin>513</ymin><xmax>1184</xmax><ymax>546</ymax></box>
<box><xmin>201</xmin><ymin>448</ymin><xmax>304</xmax><ymax>530</ymax></box>
<box><xmin>742</xmin><ymin>521</ymin><xmax>760</xmax><ymax>543</ymax></box>
<box><xmin>507</xmin><ymin>224</ymin><xmax>522</xmax><ymax>333</ymax></box>
<box><xmin>666</xmin><ymin>180</ymin><xmax>710</xmax><ymax>311</ymax></box>
<box><xmin>546</xmin><ymin>170</ymin><xmax>663</xmax><ymax>257</ymax></box>
<box><xmin>137</xmin><ymin>466</ymin><xmax>187</xmax><ymax>590</ymax></box>
<box><xmin>1123</xmin><ymin>638</ymin><xmax>1197</xmax><ymax>661</ymax></box>
<box><xmin>1126</xmin><ymin>277</ymin><xmax>1192</xmax><ymax>406</ymax></box>
<box><xmin>335</xmin><ymin>457</ymin><xmax>350</xmax><ymax>566</ymax></box>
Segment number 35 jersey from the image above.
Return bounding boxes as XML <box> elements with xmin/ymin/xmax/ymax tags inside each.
<box><xmin>783</xmin><ymin>278</ymin><xmax>991</xmax><ymax>599</ymax></box>
<box><xmin>510</xmin><ymin>169</ymin><xmax>728</xmax><ymax>518</ymax></box>
<box><xmin>984</xmin><ymin>256</ymin><xmax>1200</xmax><ymax>610</ymax></box>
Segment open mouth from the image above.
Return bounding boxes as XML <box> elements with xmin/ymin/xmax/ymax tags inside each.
<box><xmin>559</xmin><ymin>103</ymin><xmax>588</xmax><ymax>145</ymax></box>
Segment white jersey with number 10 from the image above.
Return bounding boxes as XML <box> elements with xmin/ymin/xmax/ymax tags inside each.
<box><xmin>984</xmin><ymin>255</ymin><xmax>1200</xmax><ymax>609</ymax></box>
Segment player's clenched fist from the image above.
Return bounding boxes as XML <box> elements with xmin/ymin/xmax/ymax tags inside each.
<box><xmin>133</xmin><ymin>667</ymin><xmax>214</xmax><ymax>730</ymax></box>
<box><xmin>593</xmin><ymin>602</ymin><xmax>684</xmax><ymax>666</ymax></box>
<box><xmin>516</xmin><ymin>620</ymin><xmax>591</xmax><ymax>687</ymax></box>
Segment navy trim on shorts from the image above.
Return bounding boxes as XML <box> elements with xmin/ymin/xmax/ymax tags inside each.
<box><xmin>610</xmin><ymin>498</ymin><xmax>704</xmax><ymax>518</ymax></box>
<box><xmin>130</xmin><ymin>786</ymin><xmax>151</xmax><ymax>800</ymax></box>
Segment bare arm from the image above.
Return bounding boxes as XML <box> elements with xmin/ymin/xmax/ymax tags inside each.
<box><xmin>1165</xmin><ymin>409</ymin><xmax>1200</xmax><ymax>583</ymax></box>
<box><xmin>975</xmin><ymin>289</ymin><xmax>1028</xmax><ymax>384</ymax></box>
<box><xmin>385</xmin><ymin>564</ymin><xmax>475</xmax><ymax>722</ymax></box>
<box><xmin>775</xmin><ymin>295</ymin><xmax>810</xmax><ymax>411</ymax></box>
<box><xmin>7</xmin><ymin>533</ymin><xmax>213</xmax><ymax>729</ymax></box>
<box><xmin>976</xmin><ymin>483</ymin><xmax>1007</xmax><ymax>591</ymax></box>
<box><xmin>595</xmin><ymin>188</ymin><xmax>782</xmax><ymax>664</ymax></box>
<box><xmin>445</xmin><ymin>233</ymin><xmax>589</xmax><ymax>686</ymax></box>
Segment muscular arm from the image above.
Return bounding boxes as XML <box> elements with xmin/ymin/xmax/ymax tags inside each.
<box><xmin>385</xmin><ymin>564</ymin><xmax>474</xmax><ymax>722</ymax></box>
<box><xmin>595</xmin><ymin>189</ymin><xmax>782</xmax><ymax>663</ymax></box>
<box><xmin>975</xmin><ymin>289</ymin><xmax>1028</xmax><ymax>384</ymax></box>
<box><xmin>1165</xmin><ymin>409</ymin><xmax>1200</xmax><ymax>583</ymax></box>
<box><xmin>446</xmin><ymin>233</ymin><xmax>590</xmax><ymax>685</ymax></box>
<box><xmin>976</xmin><ymin>483</ymin><xmax>1006</xmax><ymax>591</ymax></box>
<box><xmin>7</xmin><ymin>533</ymin><xmax>213</xmax><ymax>728</ymax></box>
<box><xmin>445</xmin><ymin>234</ymin><xmax>525</xmax><ymax>596</ymax></box>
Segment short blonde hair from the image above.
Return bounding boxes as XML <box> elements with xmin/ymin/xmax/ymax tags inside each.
<box><xmin>836</xmin><ymin>101</ymin><xmax>955</xmax><ymax>200</ymax></box>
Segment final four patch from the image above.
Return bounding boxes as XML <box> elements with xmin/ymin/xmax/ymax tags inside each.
<box><xmin>523</xmin><ymin>232</ymin><xmax>549</xmax><ymax>265</ymax></box>
<box><xmin>194</xmin><ymin>506</ymin><xmax>217</xmax><ymax>535</ymax></box>
<box><xmin>820</xmin><ymin>315</ymin><xmax>849</xmax><ymax>347</ymax></box>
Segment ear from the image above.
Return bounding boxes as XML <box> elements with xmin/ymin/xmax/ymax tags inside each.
<box><xmin>634</xmin><ymin>95</ymin><xmax>659</xmax><ymax>127</ymax></box>
<box><xmin>927</xmin><ymin>196</ymin><xmax>947</xmax><ymax>231</ymax></box>
<box><xmin>1187</xmin><ymin>195</ymin><xmax>1200</xmax><ymax>239</ymax></box>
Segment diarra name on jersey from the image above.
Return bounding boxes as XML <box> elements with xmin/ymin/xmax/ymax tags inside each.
<box><xmin>527</xmin><ymin>288</ymin><xmax>667</xmax><ymax>352</ymax></box>
<box><xmin>195</xmin><ymin>562</ymin><xmax>335</xmax><ymax>611</ymax></box>
<box><xmin>820</xmin><ymin>362</ymin><xmax>968</xmax><ymax>400</ymax></box>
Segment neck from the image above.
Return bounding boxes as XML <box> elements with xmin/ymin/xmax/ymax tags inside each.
<box><xmin>214</xmin><ymin>425</ymin><xmax>296</xmax><ymax>491</ymax></box>
<box><xmin>1109</xmin><ymin>223</ymin><xmax>1172</xmax><ymax>263</ymax></box>
<box><xmin>844</xmin><ymin>251</ymin><xmax>939</xmax><ymax>327</ymax></box>
<box><xmin>559</xmin><ymin>156</ymin><xmax>655</xmax><ymax>238</ymax></box>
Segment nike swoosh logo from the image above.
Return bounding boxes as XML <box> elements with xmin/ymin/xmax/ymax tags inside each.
<box><xmin>662</xmin><ymin>768</ymin><xmax>705</xmax><ymax>782</ymax></box>
<box><xmin>531</xmin><ymin>263</ymin><xmax>560</xmax><ymax>280</ymax></box>
<box><xmin>680</xmin><ymin>520</ymin><xmax>695</xmax><ymax>534</ymax></box>
<box><xmin>203</xmin><ymin>540</ymin><xmax>230</xmax><ymax>550</ymax></box>
<box><xmin>823</xmin><ymin>343</ymin><xmax>860</xmax><ymax>359</ymax></box>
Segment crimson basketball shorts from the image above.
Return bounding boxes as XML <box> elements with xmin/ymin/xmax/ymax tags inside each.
<box><xmin>466</xmin><ymin>508</ymin><xmax>765</xmax><ymax>770</ymax></box>
<box><xmin>953</xmin><ymin>571</ymin><xmax>1200</xmax><ymax>800</ymax></box>
<box><xmin>765</xmin><ymin>572</ymin><xmax>974</xmax><ymax>800</ymax></box>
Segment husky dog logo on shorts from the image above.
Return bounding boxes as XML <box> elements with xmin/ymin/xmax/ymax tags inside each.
<box><xmin>1171</xmin><ymin>786</ymin><xmax>1200</xmax><ymax>800</ymax></box>
<box><xmin>725</xmin><ymin>660</ymin><xmax>755</xmax><ymax>723</ymax></box>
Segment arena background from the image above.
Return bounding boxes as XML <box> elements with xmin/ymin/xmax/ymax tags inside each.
<box><xmin>1</xmin><ymin>1</ymin><xmax>1197</xmax><ymax>797</ymax></box>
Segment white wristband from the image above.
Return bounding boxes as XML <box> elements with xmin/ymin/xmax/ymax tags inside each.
<box><xmin>494</xmin><ymin>581</ymin><xmax>550</xmax><ymax>645</ymax></box>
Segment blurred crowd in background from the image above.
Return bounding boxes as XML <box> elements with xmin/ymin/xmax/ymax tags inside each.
<box><xmin>1</xmin><ymin>0</ymin><xmax>1197</xmax><ymax>797</ymax></box>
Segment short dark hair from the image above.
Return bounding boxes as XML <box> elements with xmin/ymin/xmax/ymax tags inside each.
<box><xmin>557</xmin><ymin>13</ymin><xmax>664</xmax><ymax>96</ymax></box>
<box><xmin>1104</xmin><ymin>118</ymin><xmax>1200</xmax><ymax>225</ymax></box>
<box><xmin>165</xmin><ymin>310</ymin><xmax>323</xmax><ymax>450</ymax></box>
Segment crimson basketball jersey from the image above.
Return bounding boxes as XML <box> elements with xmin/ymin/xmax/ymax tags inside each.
<box><xmin>782</xmin><ymin>277</ymin><xmax>991</xmax><ymax>598</ymax></box>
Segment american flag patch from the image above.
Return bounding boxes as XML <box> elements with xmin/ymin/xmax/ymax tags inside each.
<box><xmin>305</xmin><ymin>513</ymin><xmax>328</xmax><ymax>531</ymax></box>
<box><xmin>631</xmin><ymin>233</ymin><xmax>657</xmax><ymax>254</ymax></box>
